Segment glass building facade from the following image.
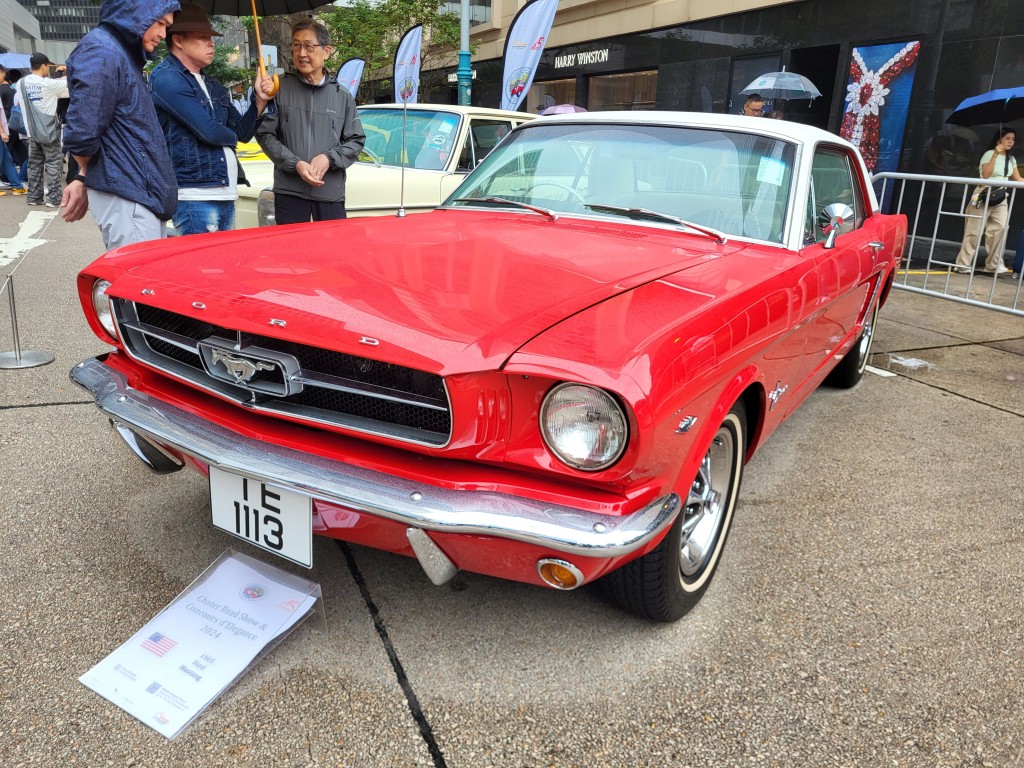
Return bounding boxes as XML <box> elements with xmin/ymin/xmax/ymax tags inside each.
<box><xmin>15</xmin><ymin>0</ymin><xmax>99</xmax><ymax>43</ymax></box>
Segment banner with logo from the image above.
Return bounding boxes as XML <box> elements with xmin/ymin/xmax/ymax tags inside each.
<box><xmin>393</xmin><ymin>25</ymin><xmax>423</xmax><ymax>104</ymax></box>
<box><xmin>337</xmin><ymin>58</ymin><xmax>365</xmax><ymax>99</ymax></box>
<box><xmin>500</xmin><ymin>0</ymin><xmax>559</xmax><ymax>111</ymax></box>
<box><xmin>839</xmin><ymin>41</ymin><xmax>921</xmax><ymax>173</ymax></box>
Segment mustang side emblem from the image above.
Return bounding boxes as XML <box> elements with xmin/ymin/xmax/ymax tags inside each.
<box><xmin>768</xmin><ymin>381</ymin><xmax>788</xmax><ymax>411</ymax></box>
<box><xmin>210</xmin><ymin>349</ymin><xmax>276</xmax><ymax>384</ymax></box>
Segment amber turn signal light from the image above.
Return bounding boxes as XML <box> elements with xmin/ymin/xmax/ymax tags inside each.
<box><xmin>537</xmin><ymin>559</ymin><xmax>585</xmax><ymax>590</ymax></box>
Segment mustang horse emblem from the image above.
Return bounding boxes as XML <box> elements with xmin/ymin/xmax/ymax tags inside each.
<box><xmin>210</xmin><ymin>349</ymin><xmax>276</xmax><ymax>384</ymax></box>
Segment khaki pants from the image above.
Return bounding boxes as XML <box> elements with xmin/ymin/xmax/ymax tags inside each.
<box><xmin>89</xmin><ymin>189</ymin><xmax>166</xmax><ymax>251</ymax></box>
<box><xmin>956</xmin><ymin>197</ymin><xmax>1008</xmax><ymax>270</ymax></box>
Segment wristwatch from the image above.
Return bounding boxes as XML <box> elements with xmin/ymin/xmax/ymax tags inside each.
<box><xmin>73</xmin><ymin>173</ymin><xmax>86</xmax><ymax>183</ymax></box>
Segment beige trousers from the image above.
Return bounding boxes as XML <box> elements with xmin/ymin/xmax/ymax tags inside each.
<box><xmin>955</xmin><ymin>196</ymin><xmax>1008</xmax><ymax>270</ymax></box>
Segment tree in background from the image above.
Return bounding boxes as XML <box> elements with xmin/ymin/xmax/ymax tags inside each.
<box><xmin>239</xmin><ymin>13</ymin><xmax>310</xmax><ymax>76</ymax></box>
<box><xmin>147</xmin><ymin>16</ymin><xmax>253</xmax><ymax>91</ymax></box>
<box><xmin>236</xmin><ymin>4</ymin><xmax>471</xmax><ymax>104</ymax></box>
<box><xmin>319</xmin><ymin>0</ymin><xmax>469</xmax><ymax>103</ymax></box>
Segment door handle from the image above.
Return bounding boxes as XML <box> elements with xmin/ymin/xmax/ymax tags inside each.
<box><xmin>867</xmin><ymin>241</ymin><xmax>885</xmax><ymax>253</ymax></box>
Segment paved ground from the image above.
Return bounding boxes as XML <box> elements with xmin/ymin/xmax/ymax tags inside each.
<box><xmin>0</xmin><ymin>198</ymin><xmax>1022</xmax><ymax>768</ymax></box>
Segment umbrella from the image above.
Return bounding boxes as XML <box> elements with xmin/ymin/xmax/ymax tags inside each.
<box><xmin>200</xmin><ymin>0</ymin><xmax>320</xmax><ymax>12</ymax></box>
<box><xmin>541</xmin><ymin>104</ymin><xmax>587</xmax><ymax>115</ymax></box>
<box><xmin>0</xmin><ymin>53</ymin><xmax>32</xmax><ymax>71</ymax></box>
<box><xmin>947</xmin><ymin>86</ymin><xmax>1024</xmax><ymax>126</ymax></box>
<box><xmin>741</xmin><ymin>70</ymin><xmax>821</xmax><ymax>101</ymax></box>
<box><xmin>196</xmin><ymin>0</ymin><xmax>324</xmax><ymax>97</ymax></box>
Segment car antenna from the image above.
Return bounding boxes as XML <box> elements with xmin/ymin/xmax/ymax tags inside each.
<box><xmin>398</xmin><ymin>98</ymin><xmax>408</xmax><ymax>218</ymax></box>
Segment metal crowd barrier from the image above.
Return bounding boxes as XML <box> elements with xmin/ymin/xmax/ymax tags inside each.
<box><xmin>0</xmin><ymin>273</ymin><xmax>54</xmax><ymax>369</ymax></box>
<box><xmin>873</xmin><ymin>172</ymin><xmax>1024</xmax><ymax>317</ymax></box>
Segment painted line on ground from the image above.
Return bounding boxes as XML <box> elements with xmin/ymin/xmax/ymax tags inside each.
<box><xmin>0</xmin><ymin>210</ymin><xmax>59</xmax><ymax>267</ymax></box>
<box><xmin>866</xmin><ymin>365</ymin><xmax>898</xmax><ymax>378</ymax></box>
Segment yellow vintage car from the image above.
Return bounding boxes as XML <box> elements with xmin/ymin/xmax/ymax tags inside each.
<box><xmin>236</xmin><ymin>104</ymin><xmax>534</xmax><ymax>228</ymax></box>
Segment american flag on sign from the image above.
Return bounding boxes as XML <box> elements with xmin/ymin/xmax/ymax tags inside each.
<box><xmin>141</xmin><ymin>632</ymin><xmax>177</xmax><ymax>657</ymax></box>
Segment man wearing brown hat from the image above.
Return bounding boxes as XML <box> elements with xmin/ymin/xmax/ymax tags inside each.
<box><xmin>150</xmin><ymin>4</ymin><xmax>275</xmax><ymax>234</ymax></box>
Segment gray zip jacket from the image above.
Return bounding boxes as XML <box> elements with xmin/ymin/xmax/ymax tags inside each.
<box><xmin>256</xmin><ymin>70</ymin><xmax>365</xmax><ymax>203</ymax></box>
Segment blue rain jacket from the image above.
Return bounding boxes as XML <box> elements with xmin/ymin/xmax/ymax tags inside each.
<box><xmin>64</xmin><ymin>0</ymin><xmax>180</xmax><ymax>220</ymax></box>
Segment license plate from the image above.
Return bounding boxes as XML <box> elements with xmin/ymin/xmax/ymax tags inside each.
<box><xmin>209</xmin><ymin>467</ymin><xmax>313</xmax><ymax>568</ymax></box>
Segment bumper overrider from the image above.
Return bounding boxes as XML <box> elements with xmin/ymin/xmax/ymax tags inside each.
<box><xmin>71</xmin><ymin>357</ymin><xmax>680</xmax><ymax>587</ymax></box>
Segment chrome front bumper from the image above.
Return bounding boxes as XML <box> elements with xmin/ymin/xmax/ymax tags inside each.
<box><xmin>71</xmin><ymin>357</ymin><xmax>680</xmax><ymax>558</ymax></box>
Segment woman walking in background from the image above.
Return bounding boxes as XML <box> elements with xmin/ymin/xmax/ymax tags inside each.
<box><xmin>954</xmin><ymin>127</ymin><xmax>1022</xmax><ymax>274</ymax></box>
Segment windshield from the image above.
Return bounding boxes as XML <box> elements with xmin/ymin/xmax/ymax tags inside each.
<box><xmin>356</xmin><ymin>108</ymin><xmax>461</xmax><ymax>171</ymax></box>
<box><xmin>445</xmin><ymin>122</ymin><xmax>797</xmax><ymax>244</ymax></box>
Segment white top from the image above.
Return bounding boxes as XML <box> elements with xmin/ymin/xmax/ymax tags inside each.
<box><xmin>19</xmin><ymin>73</ymin><xmax>69</xmax><ymax>117</ymax></box>
<box><xmin>979</xmin><ymin>150</ymin><xmax>1017</xmax><ymax>182</ymax></box>
<box><xmin>178</xmin><ymin>71</ymin><xmax>238</xmax><ymax>202</ymax></box>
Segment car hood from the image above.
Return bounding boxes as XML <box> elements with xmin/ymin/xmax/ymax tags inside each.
<box><xmin>108</xmin><ymin>210</ymin><xmax>743</xmax><ymax>375</ymax></box>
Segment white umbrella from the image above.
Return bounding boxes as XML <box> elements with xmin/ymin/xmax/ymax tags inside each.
<box><xmin>741</xmin><ymin>70</ymin><xmax>821</xmax><ymax>101</ymax></box>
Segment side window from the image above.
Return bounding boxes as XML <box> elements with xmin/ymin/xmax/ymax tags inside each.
<box><xmin>805</xmin><ymin>148</ymin><xmax>865</xmax><ymax>244</ymax></box>
<box><xmin>457</xmin><ymin>120</ymin><xmax>514</xmax><ymax>171</ymax></box>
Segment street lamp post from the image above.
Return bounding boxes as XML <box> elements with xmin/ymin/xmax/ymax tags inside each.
<box><xmin>457</xmin><ymin>0</ymin><xmax>471</xmax><ymax>105</ymax></box>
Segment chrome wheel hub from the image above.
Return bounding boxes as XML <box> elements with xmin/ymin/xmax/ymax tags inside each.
<box><xmin>679</xmin><ymin>431</ymin><xmax>735</xmax><ymax>577</ymax></box>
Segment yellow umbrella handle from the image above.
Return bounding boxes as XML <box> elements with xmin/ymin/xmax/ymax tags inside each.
<box><xmin>250</xmin><ymin>0</ymin><xmax>280</xmax><ymax>98</ymax></box>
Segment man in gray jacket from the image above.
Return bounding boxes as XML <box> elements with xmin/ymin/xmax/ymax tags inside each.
<box><xmin>256</xmin><ymin>19</ymin><xmax>365</xmax><ymax>224</ymax></box>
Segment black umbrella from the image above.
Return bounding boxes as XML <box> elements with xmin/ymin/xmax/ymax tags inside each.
<box><xmin>947</xmin><ymin>86</ymin><xmax>1024</xmax><ymax>126</ymax></box>
<box><xmin>199</xmin><ymin>0</ymin><xmax>323</xmax><ymax>14</ymax></box>
<box><xmin>196</xmin><ymin>0</ymin><xmax>325</xmax><ymax>96</ymax></box>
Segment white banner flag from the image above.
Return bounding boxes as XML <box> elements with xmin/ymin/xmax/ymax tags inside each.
<box><xmin>393</xmin><ymin>25</ymin><xmax>423</xmax><ymax>104</ymax></box>
<box><xmin>337</xmin><ymin>58</ymin><xmax>365</xmax><ymax>99</ymax></box>
<box><xmin>500</xmin><ymin>0</ymin><xmax>559</xmax><ymax>111</ymax></box>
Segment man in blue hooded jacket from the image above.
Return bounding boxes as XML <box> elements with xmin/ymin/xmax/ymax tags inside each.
<box><xmin>60</xmin><ymin>0</ymin><xmax>180</xmax><ymax>249</ymax></box>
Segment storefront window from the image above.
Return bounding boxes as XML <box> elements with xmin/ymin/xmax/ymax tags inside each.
<box><xmin>588</xmin><ymin>71</ymin><xmax>657</xmax><ymax>111</ymax></box>
<box><xmin>442</xmin><ymin>0</ymin><xmax>491</xmax><ymax>26</ymax></box>
<box><xmin>526</xmin><ymin>78</ymin><xmax>577</xmax><ymax>115</ymax></box>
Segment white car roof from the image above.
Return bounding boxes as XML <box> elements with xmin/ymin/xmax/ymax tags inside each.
<box><xmin>530</xmin><ymin>110</ymin><xmax>879</xmax><ymax>215</ymax></box>
<box><xmin>360</xmin><ymin>103</ymin><xmax>532</xmax><ymax>120</ymax></box>
<box><xmin>533</xmin><ymin>110</ymin><xmax>858</xmax><ymax>151</ymax></box>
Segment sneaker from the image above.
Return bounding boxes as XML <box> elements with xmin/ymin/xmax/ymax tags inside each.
<box><xmin>952</xmin><ymin>266</ymin><xmax>971</xmax><ymax>274</ymax></box>
<box><xmin>0</xmin><ymin>182</ymin><xmax>11</xmax><ymax>191</ymax></box>
<box><xmin>11</xmin><ymin>188</ymin><xmax>27</xmax><ymax>196</ymax></box>
<box><xmin>45</xmin><ymin>201</ymin><xmax>59</xmax><ymax>208</ymax></box>
<box><xmin>993</xmin><ymin>264</ymin><xmax>1011</xmax><ymax>275</ymax></box>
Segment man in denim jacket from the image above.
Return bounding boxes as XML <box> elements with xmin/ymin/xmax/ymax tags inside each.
<box><xmin>61</xmin><ymin>0</ymin><xmax>180</xmax><ymax>249</ymax></box>
<box><xmin>150</xmin><ymin>4</ymin><xmax>275</xmax><ymax>234</ymax></box>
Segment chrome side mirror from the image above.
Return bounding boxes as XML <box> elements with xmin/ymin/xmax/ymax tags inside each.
<box><xmin>818</xmin><ymin>203</ymin><xmax>855</xmax><ymax>249</ymax></box>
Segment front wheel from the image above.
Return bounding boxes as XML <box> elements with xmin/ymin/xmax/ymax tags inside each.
<box><xmin>825</xmin><ymin>297</ymin><xmax>880</xmax><ymax>389</ymax></box>
<box><xmin>603</xmin><ymin>404</ymin><xmax>747</xmax><ymax>622</ymax></box>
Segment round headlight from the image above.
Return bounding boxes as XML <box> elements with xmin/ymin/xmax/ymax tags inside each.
<box><xmin>91</xmin><ymin>279</ymin><xmax>116</xmax><ymax>337</ymax></box>
<box><xmin>540</xmin><ymin>383</ymin><xmax>628</xmax><ymax>471</ymax></box>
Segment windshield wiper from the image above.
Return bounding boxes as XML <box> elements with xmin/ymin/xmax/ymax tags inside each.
<box><xmin>358</xmin><ymin>147</ymin><xmax>383</xmax><ymax>167</ymax></box>
<box><xmin>452</xmin><ymin>197</ymin><xmax>559</xmax><ymax>221</ymax></box>
<box><xmin>584</xmin><ymin>203</ymin><xmax>727</xmax><ymax>244</ymax></box>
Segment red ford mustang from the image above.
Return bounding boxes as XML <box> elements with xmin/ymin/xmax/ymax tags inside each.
<box><xmin>73</xmin><ymin>112</ymin><xmax>906</xmax><ymax>621</ymax></box>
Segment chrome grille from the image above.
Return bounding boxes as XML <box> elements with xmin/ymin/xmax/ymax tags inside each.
<box><xmin>113</xmin><ymin>300</ymin><xmax>451</xmax><ymax>446</ymax></box>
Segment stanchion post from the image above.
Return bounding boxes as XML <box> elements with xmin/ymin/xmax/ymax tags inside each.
<box><xmin>0</xmin><ymin>273</ymin><xmax>55</xmax><ymax>369</ymax></box>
